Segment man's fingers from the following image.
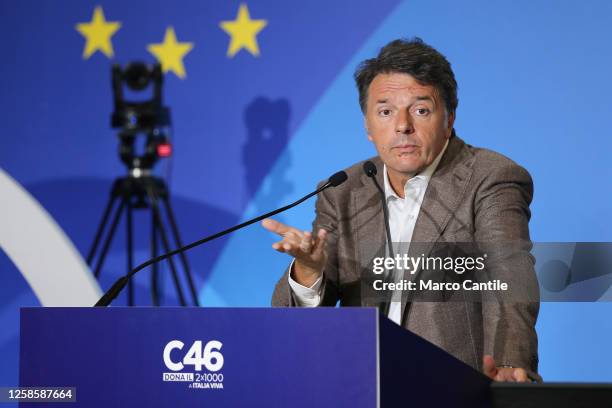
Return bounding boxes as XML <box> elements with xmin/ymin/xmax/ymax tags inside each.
<box><xmin>513</xmin><ymin>369</ymin><xmax>528</xmax><ymax>382</ymax></box>
<box><xmin>270</xmin><ymin>228</ymin><xmax>302</xmax><ymax>250</ymax></box>
<box><xmin>272</xmin><ymin>241</ymin><xmax>292</xmax><ymax>252</ymax></box>
<box><xmin>317</xmin><ymin>228</ymin><xmax>327</xmax><ymax>240</ymax></box>
<box><xmin>494</xmin><ymin>372</ymin><xmax>509</xmax><ymax>382</ymax></box>
<box><xmin>280</xmin><ymin>242</ymin><xmax>304</xmax><ymax>259</ymax></box>
<box><xmin>267</xmin><ymin>224</ymin><xmax>326</xmax><ymax>266</ymax></box>
<box><xmin>312</xmin><ymin>229</ymin><xmax>328</xmax><ymax>256</ymax></box>
<box><xmin>263</xmin><ymin>219</ymin><xmax>308</xmax><ymax>245</ymax></box>
<box><xmin>286</xmin><ymin>230</ymin><xmax>316</xmax><ymax>255</ymax></box>
<box><xmin>262</xmin><ymin>218</ymin><xmax>292</xmax><ymax>236</ymax></box>
<box><xmin>482</xmin><ymin>355</ymin><xmax>497</xmax><ymax>379</ymax></box>
<box><xmin>482</xmin><ymin>355</ymin><xmax>530</xmax><ymax>383</ymax></box>
<box><xmin>300</xmin><ymin>231</ymin><xmax>313</xmax><ymax>253</ymax></box>
<box><xmin>271</xmin><ymin>231</ymin><xmax>313</xmax><ymax>256</ymax></box>
<box><xmin>285</xmin><ymin>230</ymin><xmax>308</xmax><ymax>249</ymax></box>
<box><xmin>271</xmin><ymin>241</ymin><xmax>299</xmax><ymax>255</ymax></box>
<box><xmin>495</xmin><ymin>369</ymin><xmax>516</xmax><ymax>382</ymax></box>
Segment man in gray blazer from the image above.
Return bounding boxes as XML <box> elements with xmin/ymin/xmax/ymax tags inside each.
<box><xmin>263</xmin><ymin>38</ymin><xmax>540</xmax><ymax>382</ymax></box>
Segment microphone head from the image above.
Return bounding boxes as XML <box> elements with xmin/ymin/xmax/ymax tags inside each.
<box><xmin>363</xmin><ymin>161</ymin><xmax>377</xmax><ymax>177</ymax></box>
<box><xmin>328</xmin><ymin>171</ymin><xmax>348</xmax><ymax>187</ymax></box>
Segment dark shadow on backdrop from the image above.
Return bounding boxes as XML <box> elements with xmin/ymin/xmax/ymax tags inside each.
<box><xmin>243</xmin><ymin>97</ymin><xmax>293</xmax><ymax>213</ymax></box>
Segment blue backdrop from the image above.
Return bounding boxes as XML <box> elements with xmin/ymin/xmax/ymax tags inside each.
<box><xmin>2</xmin><ymin>0</ymin><xmax>612</xmax><ymax>387</ymax></box>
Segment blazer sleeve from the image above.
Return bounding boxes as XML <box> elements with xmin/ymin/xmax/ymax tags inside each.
<box><xmin>271</xmin><ymin>181</ymin><xmax>341</xmax><ymax>307</ymax></box>
<box><xmin>474</xmin><ymin>161</ymin><xmax>541</xmax><ymax>382</ymax></box>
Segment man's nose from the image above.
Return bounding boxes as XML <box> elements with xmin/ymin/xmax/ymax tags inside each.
<box><xmin>396</xmin><ymin>110</ymin><xmax>414</xmax><ymax>134</ymax></box>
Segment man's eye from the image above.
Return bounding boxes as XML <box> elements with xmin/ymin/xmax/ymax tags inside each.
<box><xmin>415</xmin><ymin>108</ymin><xmax>430</xmax><ymax>116</ymax></box>
<box><xmin>379</xmin><ymin>109</ymin><xmax>392</xmax><ymax>116</ymax></box>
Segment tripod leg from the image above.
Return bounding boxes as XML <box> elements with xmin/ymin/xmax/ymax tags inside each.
<box><xmin>146</xmin><ymin>189</ymin><xmax>186</xmax><ymax>306</ymax></box>
<box><xmin>162</xmin><ymin>196</ymin><xmax>200</xmax><ymax>306</ymax></box>
<box><xmin>126</xmin><ymin>197</ymin><xmax>134</xmax><ymax>306</ymax></box>
<box><xmin>87</xmin><ymin>195</ymin><xmax>118</xmax><ymax>265</ymax></box>
<box><xmin>151</xmin><ymin>209</ymin><xmax>160</xmax><ymax>306</ymax></box>
<box><xmin>93</xmin><ymin>198</ymin><xmax>126</xmax><ymax>278</ymax></box>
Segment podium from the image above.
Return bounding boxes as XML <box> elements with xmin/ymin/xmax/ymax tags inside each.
<box><xmin>19</xmin><ymin>307</ymin><xmax>491</xmax><ymax>407</ymax></box>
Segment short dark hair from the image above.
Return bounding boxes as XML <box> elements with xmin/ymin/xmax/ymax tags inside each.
<box><xmin>354</xmin><ymin>38</ymin><xmax>458</xmax><ymax>115</ymax></box>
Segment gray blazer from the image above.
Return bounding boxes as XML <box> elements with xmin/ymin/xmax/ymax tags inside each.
<box><xmin>272</xmin><ymin>135</ymin><xmax>541</xmax><ymax>381</ymax></box>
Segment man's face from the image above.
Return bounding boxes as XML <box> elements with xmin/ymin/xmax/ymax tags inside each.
<box><xmin>365</xmin><ymin>72</ymin><xmax>454</xmax><ymax>177</ymax></box>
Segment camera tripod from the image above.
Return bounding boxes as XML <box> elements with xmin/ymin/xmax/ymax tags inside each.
<box><xmin>87</xmin><ymin>174</ymin><xmax>199</xmax><ymax>306</ymax></box>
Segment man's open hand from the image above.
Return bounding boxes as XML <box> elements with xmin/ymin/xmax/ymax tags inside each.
<box><xmin>262</xmin><ymin>218</ymin><xmax>328</xmax><ymax>287</ymax></box>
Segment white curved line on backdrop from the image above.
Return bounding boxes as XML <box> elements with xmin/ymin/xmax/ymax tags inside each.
<box><xmin>0</xmin><ymin>168</ymin><xmax>101</xmax><ymax>306</ymax></box>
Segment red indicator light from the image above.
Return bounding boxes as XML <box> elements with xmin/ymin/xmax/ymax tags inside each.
<box><xmin>157</xmin><ymin>143</ymin><xmax>172</xmax><ymax>157</ymax></box>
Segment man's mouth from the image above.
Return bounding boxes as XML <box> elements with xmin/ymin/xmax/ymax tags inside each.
<box><xmin>394</xmin><ymin>144</ymin><xmax>419</xmax><ymax>153</ymax></box>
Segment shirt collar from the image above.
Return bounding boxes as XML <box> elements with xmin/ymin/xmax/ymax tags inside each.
<box><xmin>383</xmin><ymin>138</ymin><xmax>449</xmax><ymax>200</ymax></box>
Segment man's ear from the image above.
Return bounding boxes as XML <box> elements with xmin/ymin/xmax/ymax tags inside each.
<box><xmin>364</xmin><ymin>117</ymin><xmax>373</xmax><ymax>141</ymax></box>
<box><xmin>446</xmin><ymin>110</ymin><xmax>456</xmax><ymax>138</ymax></box>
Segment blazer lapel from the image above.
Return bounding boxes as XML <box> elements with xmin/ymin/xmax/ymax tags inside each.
<box><xmin>352</xmin><ymin>157</ymin><xmax>386</xmax><ymax>309</ymax></box>
<box><xmin>411</xmin><ymin>136</ymin><xmax>473</xmax><ymax>244</ymax></box>
<box><xmin>402</xmin><ymin>136</ymin><xmax>474</xmax><ymax>317</ymax></box>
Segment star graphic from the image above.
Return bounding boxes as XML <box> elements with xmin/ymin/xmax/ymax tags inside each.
<box><xmin>220</xmin><ymin>3</ymin><xmax>268</xmax><ymax>57</ymax></box>
<box><xmin>75</xmin><ymin>6</ymin><xmax>121</xmax><ymax>59</ymax></box>
<box><xmin>147</xmin><ymin>27</ymin><xmax>194</xmax><ymax>79</ymax></box>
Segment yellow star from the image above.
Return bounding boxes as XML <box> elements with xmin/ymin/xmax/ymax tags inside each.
<box><xmin>147</xmin><ymin>27</ymin><xmax>194</xmax><ymax>79</ymax></box>
<box><xmin>75</xmin><ymin>6</ymin><xmax>121</xmax><ymax>59</ymax></box>
<box><xmin>220</xmin><ymin>3</ymin><xmax>268</xmax><ymax>57</ymax></box>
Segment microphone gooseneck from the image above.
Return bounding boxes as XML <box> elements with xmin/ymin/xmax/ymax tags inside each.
<box><xmin>95</xmin><ymin>170</ymin><xmax>349</xmax><ymax>307</ymax></box>
<box><xmin>362</xmin><ymin>161</ymin><xmax>394</xmax><ymax>316</ymax></box>
<box><xmin>363</xmin><ymin>161</ymin><xmax>394</xmax><ymax>257</ymax></box>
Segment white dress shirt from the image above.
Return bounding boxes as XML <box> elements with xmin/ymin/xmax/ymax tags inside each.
<box><xmin>288</xmin><ymin>140</ymin><xmax>449</xmax><ymax>323</ymax></box>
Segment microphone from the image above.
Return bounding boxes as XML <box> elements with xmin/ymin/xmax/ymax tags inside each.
<box><xmin>363</xmin><ymin>161</ymin><xmax>394</xmax><ymax>315</ymax></box>
<box><xmin>95</xmin><ymin>170</ymin><xmax>349</xmax><ymax>307</ymax></box>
